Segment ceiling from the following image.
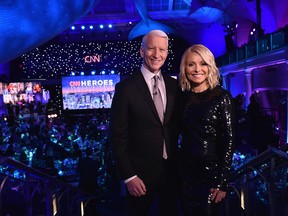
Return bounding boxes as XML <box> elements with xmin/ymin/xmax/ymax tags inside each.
<box><xmin>0</xmin><ymin>0</ymin><xmax>287</xmax><ymax>64</ymax></box>
<box><xmin>72</xmin><ymin>0</ymin><xmax>288</xmax><ymax>57</ymax></box>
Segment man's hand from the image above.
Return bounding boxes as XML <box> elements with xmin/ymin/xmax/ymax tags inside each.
<box><xmin>126</xmin><ymin>176</ymin><xmax>146</xmax><ymax>197</ymax></box>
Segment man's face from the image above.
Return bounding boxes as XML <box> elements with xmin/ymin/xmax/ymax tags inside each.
<box><xmin>140</xmin><ymin>35</ymin><xmax>168</xmax><ymax>74</ymax></box>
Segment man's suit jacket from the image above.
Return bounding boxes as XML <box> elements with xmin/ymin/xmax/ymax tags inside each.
<box><xmin>110</xmin><ymin>70</ymin><xmax>179</xmax><ymax>185</ymax></box>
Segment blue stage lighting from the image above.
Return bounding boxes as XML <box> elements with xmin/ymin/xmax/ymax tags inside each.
<box><xmin>110</xmin><ymin>70</ymin><xmax>115</xmax><ymax>74</ymax></box>
<box><xmin>99</xmin><ymin>24</ymin><xmax>104</xmax><ymax>29</ymax></box>
<box><xmin>89</xmin><ymin>25</ymin><xmax>93</xmax><ymax>30</ymax></box>
<box><xmin>108</xmin><ymin>24</ymin><xmax>112</xmax><ymax>28</ymax></box>
<box><xmin>101</xmin><ymin>70</ymin><xmax>105</xmax><ymax>75</ymax></box>
<box><xmin>80</xmin><ymin>71</ymin><xmax>84</xmax><ymax>75</ymax></box>
<box><xmin>81</xmin><ymin>26</ymin><xmax>85</xmax><ymax>30</ymax></box>
<box><xmin>71</xmin><ymin>72</ymin><xmax>75</xmax><ymax>76</ymax></box>
<box><xmin>91</xmin><ymin>70</ymin><xmax>96</xmax><ymax>75</ymax></box>
<box><xmin>0</xmin><ymin>0</ymin><xmax>96</xmax><ymax>63</ymax></box>
<box><xmin>71</xmin><ymin>26</ymin><xmax>76</xmax><ymax>30</ymax></box>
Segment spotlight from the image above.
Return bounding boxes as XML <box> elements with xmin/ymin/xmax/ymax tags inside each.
<box><xmin>48</xmin><ymin>114</ymin><xmax>58</xmax><ymax>119</ymax></box>
<box><xmin>224</xmin><ymin>21</ymin><xmax>238</xmax><ymax>35</ymax></box>
<box><xmin>101</xmin><ymin>70</ymin><xmax>105</xmax><ymax>75</ymax></box>
<box><xmin>110</xmin><ymin>70</ymin><xmax>115</xmax><ymax>74</ymax></box>
<box><xmin>52</xmin><ymin>194</ymin><xmax>57</xmax><ymax>215</ymax></box>
<box><xmin>91</xmin><ymin>70</ymin><xmax>96</xmax><ymax>75</ymax></box>
<box><xmin>89</xmin><ymin>25</ymin><xmax>93</xmax><ymax>30</ymax></box>
<box><xmin>71</xmin><ymin>72</ymin><xmax>75</xmax><ymax>76</ymax></box>
<box><xmin>232</xmin><ymin>21</ymin><xmax>238</xmax><ymax>29</ymax></box>
<box><xmin>80</xmin><ymin>71</ymin><xmax>84</xmax><ymax>76</ymax></box>
<box><xmin>71</xmin><ymin>26</ymin><xmax>76</xmax><ymax>30</ymax></box>
<box><xmin>108</xmin><ymin>24</ymin><xmax>112</xmax><ymax>28</ymax></box>
<box><xmin>81</xmin><ymin>26</ymin><xmax>85</xmax><ymax>30</ymax></box>
<box><xmin>99</xmin><ymin>24</ymin><xmax>104</xmax><ymax>29</ymax></box>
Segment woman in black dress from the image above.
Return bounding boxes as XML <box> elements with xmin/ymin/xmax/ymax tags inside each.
<box><xmin>178</xmin><ymin>44</ymin><xmax>235</xmax><ymax>216</ymax></box>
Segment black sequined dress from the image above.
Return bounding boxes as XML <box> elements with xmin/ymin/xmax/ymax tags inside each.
<box><xmin>180</xmin><ymin>86</ymin><xmax>234</xmax><ymax>216</ymax></box>
<box><xmin>180</xmin><ymin>86</ymin><xmax>235</xmax><ymax>191</ymax></box>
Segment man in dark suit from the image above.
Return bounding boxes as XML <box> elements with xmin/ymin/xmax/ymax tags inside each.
<box><xmin>110</xmin><ymin>30</ymin><xmax>179</xmax><ymax>216</ymax></box>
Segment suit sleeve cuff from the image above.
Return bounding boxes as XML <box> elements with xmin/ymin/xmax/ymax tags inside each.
<box><xmin>124</xmin><ymin>175</ymin><xmax>137</xmax><ymax>184</ymax></box>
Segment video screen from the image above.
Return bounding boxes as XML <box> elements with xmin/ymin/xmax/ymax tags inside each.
<box><xmin>0</xmin><ymin>82</ymin><xmax>50</xmax><ymax>105</ymax></box>
<box><xmin>62</xmin><ymin>75</ymin><xmax>120</xmax><ymax>110</ymax></box>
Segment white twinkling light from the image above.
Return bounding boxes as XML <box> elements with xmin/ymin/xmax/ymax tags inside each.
<box><xmin>16</xmin><ymin>38</ymin><xmax>179</xmax><ymax>109</ymax></box>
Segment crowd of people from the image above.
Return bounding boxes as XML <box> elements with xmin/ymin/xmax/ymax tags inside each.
<box><xmin>234</xmin><ymin>93</ymin><xmax>279</xmax><ymax>155</ymax></box>
<box><xmin>0</xmin><ymin>29</ymin><xmax>279</xmax><ymax>216</ymax></box>
<box><xmin>0</xmin><ymin>106</ymin><xmax>113</xmax><ymax>216</ymax></box>
<box><xmin>0</xmin><ymin>107</ymin><xmax>110</xmax><ymax>179</ymax></box>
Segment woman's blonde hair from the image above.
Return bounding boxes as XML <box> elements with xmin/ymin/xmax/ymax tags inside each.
<box><xmin>179</xmin><ymin>44</ymin><xmax>220</xmax><ymax>91</ymax></box>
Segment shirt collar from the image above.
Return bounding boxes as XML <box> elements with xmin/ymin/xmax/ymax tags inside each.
<box><xmin>141</xmin><ymin>65</ymin><xmax>163</xmax><ymax>83</ymax></box>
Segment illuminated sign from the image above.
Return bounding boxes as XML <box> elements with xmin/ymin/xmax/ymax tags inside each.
<box><xmin>84</xmin><ymin>55</ymin><xmax>101</xmax><ymax>63</ymax></box>
<box><xmin>61</xmin><ymin>75</ymin><xmax>120</xmax><ymax>110</ymax></box>
<box><xmin>69</xmin><ymin>79</ymin><xmax>113</xmax><ymax>87</ymax></box>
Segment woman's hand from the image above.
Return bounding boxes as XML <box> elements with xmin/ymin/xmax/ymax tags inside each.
<box><xmin>210</xmin><ymin>188</ymin><xmax>226</xmax><ymax>203</ymax></box>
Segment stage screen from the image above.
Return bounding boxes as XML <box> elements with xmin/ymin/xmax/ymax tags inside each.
<box><xmin>62</xmin><ymin>75</ymin><xmax>120</xmax><ymax>110</ymax></box>
<box><xmin>0</xmin><ymin>81</ymin><xmax>50</xmax><ymax>105</ymax></box>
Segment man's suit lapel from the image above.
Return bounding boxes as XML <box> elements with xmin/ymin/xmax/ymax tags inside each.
<box><xmin>134</xmin><ymin>71</ymin><xmax>162</xmax><ymax>122</ymax></box>
<box><xmin>163</xmin><ymin>75</ymin><xmax>173</xmax><ymax>124</ymax></box>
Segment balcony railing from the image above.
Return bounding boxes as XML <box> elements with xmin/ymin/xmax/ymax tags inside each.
<box><xmin>216</xmin><ymin>26</ymin><xmax>288</xmax><ymax>67</ymax></box>
<box><xmin>1</xmin><ymin>144</ymin><xmax>287</xmax><ymax>216</ymax></box>
<box><xmin>226</xmin><ymin>144</ymin><xmax>288</xmax><ymax>216</ymax></box>
<box><xmin>0</xmin><ymin>157</ymin><xmax>95</xmax><ymax>216</ymax></box>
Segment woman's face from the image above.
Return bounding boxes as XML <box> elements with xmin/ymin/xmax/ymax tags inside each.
<box><xmin>185</xmin><ymin>51</ymin><xmax>209</xmax><ymax>92</ymax></box>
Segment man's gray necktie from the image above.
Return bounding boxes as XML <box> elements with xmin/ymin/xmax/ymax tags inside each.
<box><xmin>153</xmin><ymin>75</ymin><xmax>164</xmax><ymax>122</ymax></box>
<box><xmin>153</xmin><ymin>75</ymin><xmax>167</xmax><ymax>159</ymax></box>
